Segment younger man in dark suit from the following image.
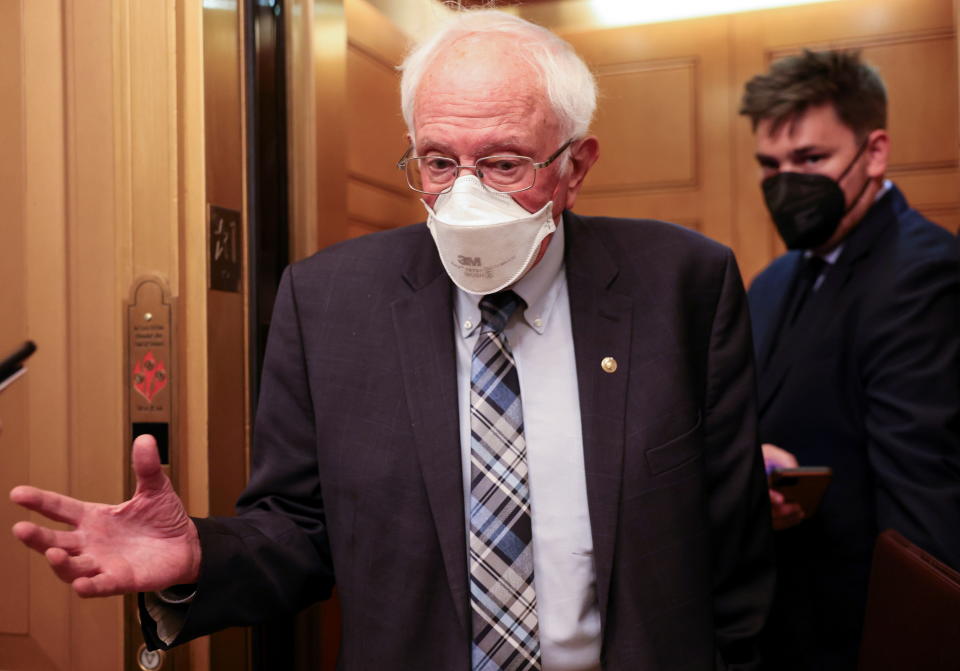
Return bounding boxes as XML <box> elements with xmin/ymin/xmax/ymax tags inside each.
<box><xmin>741</xmin><ymin>50</ymin><xmax>960</xmax><ymax>670</ymax></box>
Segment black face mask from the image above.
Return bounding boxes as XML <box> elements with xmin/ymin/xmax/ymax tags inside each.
<box><xmin>762</xmin><ymin>139</ymin><xmax>871</xmax><ymax>250</ymax></box>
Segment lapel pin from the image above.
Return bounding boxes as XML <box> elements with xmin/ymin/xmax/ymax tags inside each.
<box><xmin>601</xmin><ymin>356</ymin><xmax>618</xmax><ymax>373</ymax></box>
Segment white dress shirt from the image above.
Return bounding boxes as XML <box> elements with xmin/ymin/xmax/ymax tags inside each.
<box><xmin>454</xmin><ymin>223</ymin><xmax>603</xmax><ymax>671</ymax></box>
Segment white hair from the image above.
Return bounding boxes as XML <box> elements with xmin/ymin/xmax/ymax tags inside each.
<box><xmin>399</xmin><ymin>9</ymin><xmax>598</xmax><ymax>142</ymax></box>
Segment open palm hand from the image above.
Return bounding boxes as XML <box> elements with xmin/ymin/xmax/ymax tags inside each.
<box><xmin>10</xmin><ymin>435</ymin><xmax>201</xmax><ymax>597</ymax></box>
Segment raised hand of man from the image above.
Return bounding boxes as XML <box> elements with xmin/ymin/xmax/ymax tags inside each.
<box><xmin>9</xmin><ymin>434</ymin><xmax>200</xmax><ymax>597</ymax></box>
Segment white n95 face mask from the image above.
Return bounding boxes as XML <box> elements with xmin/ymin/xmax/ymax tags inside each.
<box><xmin>423</xmin><ymin>175</ymin><xmax>557</xmax><ymax>295</ymax></box>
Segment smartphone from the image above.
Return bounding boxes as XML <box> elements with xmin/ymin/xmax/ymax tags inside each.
<box><xmin>769</xmin><ymin>466</ymin><xmax>833</xmax><ymax>516</ymax></box>
<box><xmin>0</xmin><ymin>341</ymin><xmax>37</xmax><ymax>393</ymax></box>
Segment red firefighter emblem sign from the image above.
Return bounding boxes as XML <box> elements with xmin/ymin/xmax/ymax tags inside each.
<box><xmin>133</xmin><ymin>351</ymin><xmax>167</xmax><ymax>403</ymax></box>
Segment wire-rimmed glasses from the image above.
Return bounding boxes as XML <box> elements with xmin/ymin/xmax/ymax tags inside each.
<box><xmin>396</xmin><ymin>139</ymin><xmax>574</xmax><ymax>195</ymax></box>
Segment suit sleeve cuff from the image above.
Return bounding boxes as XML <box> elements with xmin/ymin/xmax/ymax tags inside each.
<box><xmin>141</xmin><ymin>590</ymin><xmax>192</xmax><ymax>647</ymax></box>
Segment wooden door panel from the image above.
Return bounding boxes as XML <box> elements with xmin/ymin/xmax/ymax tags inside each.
<box><xmin>870</xmin><ymin>36</ymin><xmax>959</xmax><ymax>169</ymax></box>
<box><xmin>1</xmin><ymin>1</ymin><xmax>77</xmax><ymax>669</ymax></box>
<box><xmin>587</xmin><ymin>59</ymin><xmax>697</xmax><ymax>191</ymax></box>
<box><xmin>347</xmin><ymin>179</ymin><xmax>423</xmax><ymax>239</ymax></box>
<box><xmin>1</xmin><ymin>0</ymin><xmax>212</xmax><ymax>669</ymax></box>
<box><xmin>565</xmin><ymin>16</ymin><xmax>735</xmax><ymax>247</ymax></box>
<box><xmin>346</xmin><ymin>45</ymin><xmax>410</xmax><ymax>187</ymax></box>
<box><xmin>345</xmin><ymin>0</ymin><xmax>422</xmax><ymax>236</ymax></box>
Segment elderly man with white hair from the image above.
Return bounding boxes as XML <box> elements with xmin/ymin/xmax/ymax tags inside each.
<box><xmin>11</xmin><ymin>10</ymin><xmax>774</xmax><ymax>670</ymax></box>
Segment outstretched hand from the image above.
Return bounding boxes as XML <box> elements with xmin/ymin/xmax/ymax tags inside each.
<box><xmin>10</xmin><ymin>434</ymin><xmax>201</xmax><ymax>598</ymax></box>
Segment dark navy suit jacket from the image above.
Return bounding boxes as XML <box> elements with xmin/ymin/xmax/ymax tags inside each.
<box><xmin>748</xmin><ymin>186</ymin><xmax>960</xmax><ymax>670</ymax></box>
<box><xmin>143</xmin><ymin>212</ymin><xmax>774</xmax><ymax>670</ymax></box>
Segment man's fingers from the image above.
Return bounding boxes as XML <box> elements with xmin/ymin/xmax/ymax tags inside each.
<box><xmin>783</xmin><ymin>503</ymin><xmax>805</xmax><ymax>518</ymax></box>
<box><xmin>45</xmin><ymin>547</ymin><xmax>99</xmax><ymax>583</ymax></box>
<box><xmin>772</xmin><ymin>507</ymin><xmax>805</xmax><ymax>531</ymax></box>
<box><xmin>12</xmin><ymin>521</ymin><xmax>49</xmax><ymax>553</ymax></box>
<box><xmin>770</xmin><ymin>501</ymin><xmax>806</xmax><ymax>530</ymax></box>
<box><xmin>131</xmin><ymin>434</ymin><xmax>168</xmax><ymax>494</ymax></box>
<box><xmin>73</xmin><ymin>572</ymin><xmax>123</xmax><ymax>598</ymax></box>
<box><xmin>10</xmin><ymin>486</ymin><xmax>84</xmax><ymax>525</ymax></box>
<box><xmin>12</xmin><ymin>521</ymin><xmax>83</xmax><ymax>555</ymax></box>
<box><xmin>771</xmin><ymin>501</ymin><xmax>803</xmax><ymax>518</ymax></box>
<box><xmin>761</xmin><ymin>443</ymin><xmax>799</xmax><ymax>469</ymax></box>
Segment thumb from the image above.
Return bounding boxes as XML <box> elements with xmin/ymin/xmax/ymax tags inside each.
<box><xmin>132</xmin><ymin>434</ymin><xmax>167</xmax><ymax>494</ymax></box>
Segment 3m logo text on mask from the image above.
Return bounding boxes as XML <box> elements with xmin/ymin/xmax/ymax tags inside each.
<box><xmin>458</xmin><ymin>255</ymin><xmax>482</xmax><ymax>267</ymax></box>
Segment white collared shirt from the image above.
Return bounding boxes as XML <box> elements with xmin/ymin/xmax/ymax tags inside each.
<box><xmin>454</xmin><ymin>223</ymin><xmax>602</xmax><ymax>671</ymax></box>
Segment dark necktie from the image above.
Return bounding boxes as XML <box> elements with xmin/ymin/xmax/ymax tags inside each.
<box><xmin>763</xmin><ymin>255</ymin><xmax>828</xmax><ymax>371</ymax></box>
<box><xmin>786</xmin><ymin>255</ymin><xmax>827</xmax><ymax>326</ymax></box>
<box><xmin>469</xmin><ymin>290</ymin><xmax>541</xmax><ymax>671</ymax></box>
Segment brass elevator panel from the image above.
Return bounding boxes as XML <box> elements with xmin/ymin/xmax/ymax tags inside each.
<box><xmin>127</xmin><ymin>277</ymin><xmax>177</xmax><ymax>478</ymax></box>
<box><xmin>124</xmin><ymin>276</ymin><xmax>178</xmax><ymax>671</ymax></box>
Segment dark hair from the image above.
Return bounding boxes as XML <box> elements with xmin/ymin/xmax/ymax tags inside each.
<box><xmin>739</xmin><ymin>49</ymin><xmax>887</xmax><ymax>139</ymax></box>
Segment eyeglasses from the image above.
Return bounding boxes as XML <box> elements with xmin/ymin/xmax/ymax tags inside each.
<box><xmin>396</xmin><ymin>139</ymin><xmax>574</xmax><ymax>195</ymax></box>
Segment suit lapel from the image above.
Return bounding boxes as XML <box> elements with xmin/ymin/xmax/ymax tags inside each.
<box><xmin>756</xmin><ymin>254</ymin><xmax>804</xmax><ymax>413</ymax></box>
<box><xmin>755</xmin><ymin>253</ymin><xmax>804</xmax><ymax>374</ymax></box>
<box><xmin>759</xmin><ymin>255</ymin><xmax>849</xmax><ymax>413</ymax></box>
<box><xmin>760</xmin><ymin>259</ymin><xmax>852</xmax><ymax>415</ymax></box>
<box><xmin>564</xmin><ymin>212</ymin><xmax>632</xmax><ymax>626</ymax></box>
<box><xmin>391</xmin><ymin>239</ymin><xmax>469</xmax><ymax>637</ymax></box>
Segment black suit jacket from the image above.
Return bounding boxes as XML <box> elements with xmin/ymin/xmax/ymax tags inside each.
<box><xmin>144</xmin><ymin>212</ymin><xmax>774</xmax><ymax>670</ymax></box>
<box><xmin>748</xmin><ymin>186</ymin><xmax>960</xmax><ymax>670</ymax></box>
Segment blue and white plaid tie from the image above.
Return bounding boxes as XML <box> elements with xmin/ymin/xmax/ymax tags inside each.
<box><xmin>470</xmin><ymin>290</ymin><xmax>541</xmax><ymax>671</ymax></box>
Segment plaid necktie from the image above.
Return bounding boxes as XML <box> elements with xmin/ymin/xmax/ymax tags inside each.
<box><xmin>469</xmin><ymin>290</ymin><xmax>541</xmax><ymax>671</ymax></box>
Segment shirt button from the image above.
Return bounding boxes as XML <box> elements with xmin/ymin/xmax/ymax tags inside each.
<box><xmin>534</xmin><ymin>318</ymin><xmax>543</xmax><ymax>328</ymax></box>
<box><xmin>464</xmin><ymin>320</ymin><xmax>473</xmax><ymax>330</ymax></box>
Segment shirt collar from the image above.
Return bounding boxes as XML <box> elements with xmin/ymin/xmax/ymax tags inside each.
<box><xmin>875</xmin><ymin>178</ymin><xmax>893</xmax><ymax>202</ymax></box>
<box><xmin>805</xmin><ymin>244</ymin><xmax>843</xmax><ymax>266</ymax></box>
<box><xmin>454</xmin><ymin>217</ymin><xmax>566</xmax><ymax>338</ymax></box>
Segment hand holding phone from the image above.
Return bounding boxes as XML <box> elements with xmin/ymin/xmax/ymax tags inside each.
<box><xmin>0</xmin><ymin>341</ymin><xmax>37</xmax><ymax>393</ymax></box>
<box><xmin>769</xmin><ymin>466</ymin><xmax>833</xmax><ymax>516</ymax></box>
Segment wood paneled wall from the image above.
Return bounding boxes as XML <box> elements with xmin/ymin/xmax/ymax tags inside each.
<box><xmin>287</xmin><ymin>0</ymin><xmax>422</xmax><ymax>261</ymax></box>
<box><xmin>345</xmin><ymin>0</ymin><xmax>424</xmax><ymax>240</ymax></box>
<box><xmin>557</xmin><ymin>0</ymin><xmax>959</xmax><ymax>283</ymax></box>
<box><xmin>0</xmin><ymin>1</ymin><xmax>213</xmax><ymax>670</ymax></box>
<box><xmin>567</xmin><ymin>18</ymin><xmax>736</xmax><ymax>246</ymax></box>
